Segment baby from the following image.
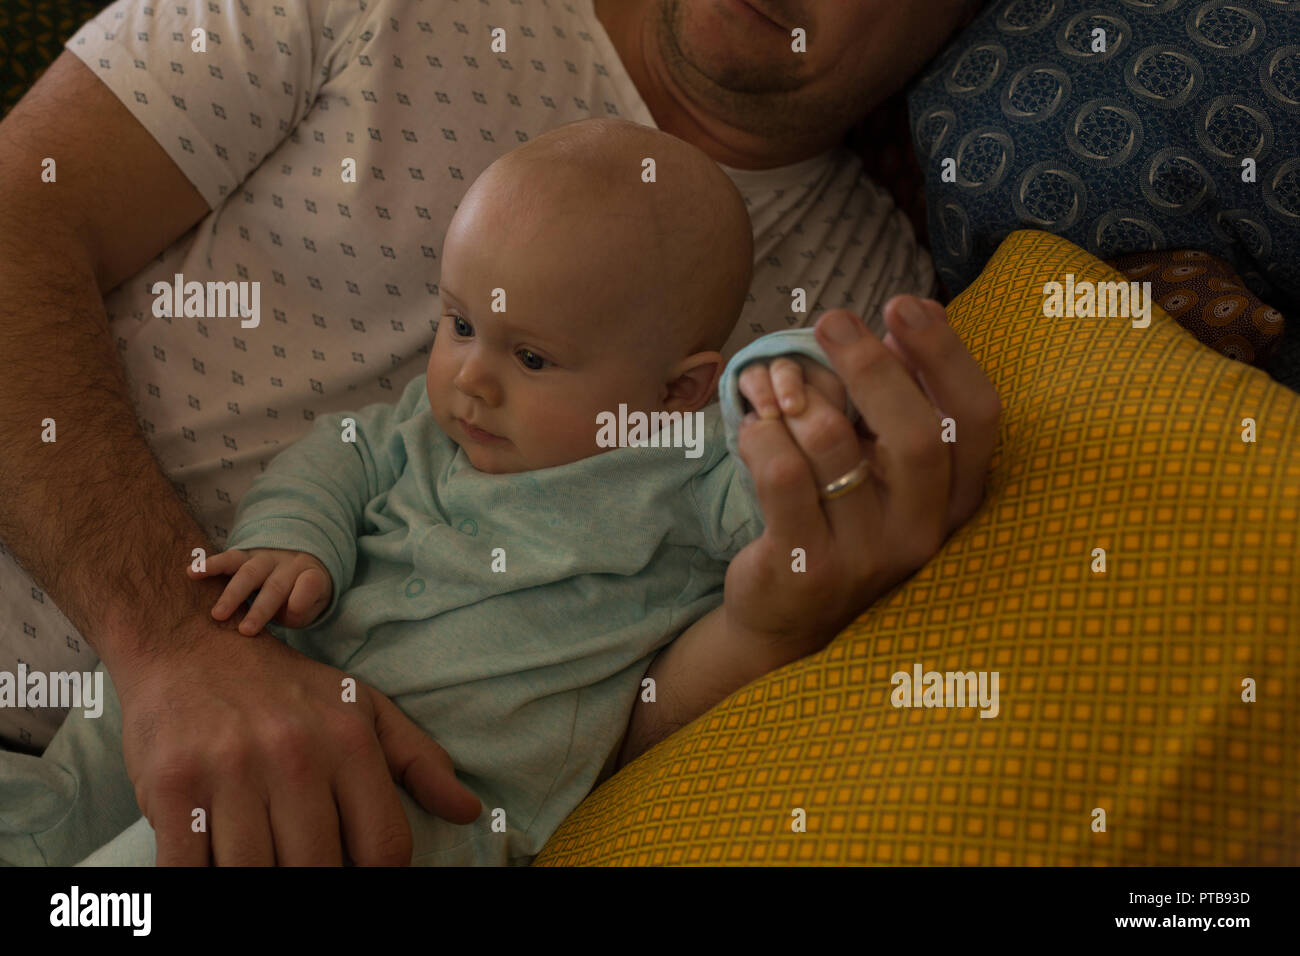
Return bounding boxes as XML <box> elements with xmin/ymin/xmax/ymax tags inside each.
<box><xmin>0</xmin><ymin>117</ymin><xmax>849</xmax><ymax>866</ymax></box>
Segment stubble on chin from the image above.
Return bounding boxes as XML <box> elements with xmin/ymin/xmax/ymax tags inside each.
<box><xmin>651</xmin><ymin>0</ymin><xmax>857</xmax><ymax>141</ymax></box>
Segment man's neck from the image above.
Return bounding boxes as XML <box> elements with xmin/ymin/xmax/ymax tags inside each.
<box><xmin>593</xmin><ymin>0</ymin><xmax>836</xmax><ymax>171</ymax></box>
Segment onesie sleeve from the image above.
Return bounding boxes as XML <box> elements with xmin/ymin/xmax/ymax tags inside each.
<box><xmin>225</xmin><ymin>373</ymin><xmax>429</xmax><ymax>625</ymax></box>
<box><xmin>64</xmin><ymin>0</ymin><xmax>371</xmax><ymax>208</ymax></box>
<box><xmin>717</xmin><ymin>327</ymin><xmax>859</xmax><ymax>503</ymax></box>
<box><xmin>688</xmin><ymin>416</ymin><xmax>765</xmax><ymax>565</ymax></box>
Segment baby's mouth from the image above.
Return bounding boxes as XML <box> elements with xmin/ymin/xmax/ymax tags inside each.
<box><xmin>456</xmin><ymin>417</ymin><xmax>507</xmax><ymax>444</ymax></box>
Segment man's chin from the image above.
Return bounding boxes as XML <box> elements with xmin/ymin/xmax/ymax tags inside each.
<box><xmin>672</xmin><ymin>0</ymin><xmax>806</xmax><ymax>93</ymax></box>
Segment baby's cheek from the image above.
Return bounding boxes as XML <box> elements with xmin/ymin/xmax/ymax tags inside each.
<box><xmin>425</xmin><ymin>348</ymin><xmax>449</xmax><ymax>409</ymax></box>
<box><xmin>538</xmin><ymin>408</ymin><xmax>606</xmax><ymax>466</ymax></box>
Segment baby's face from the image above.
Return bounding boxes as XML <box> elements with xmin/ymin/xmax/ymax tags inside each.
<box><xmin>426</xmin><ymin>215</ymin><xmax>670</xmax><ymax>474</ymax></box>
<box><xmin>425</xmin><ymin>132</ymin><xmax>743</xmax><ymax>475</ymax></box>
<box><xmin>427</xmin><ymin>297</ymin><xmax>659</xmax><ymax>475</ymax></box>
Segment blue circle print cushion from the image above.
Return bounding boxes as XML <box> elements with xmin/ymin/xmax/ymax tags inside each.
<box><xmin>908</xmin><ymin>0</ymin><xmax>1300</xmax><ymax>312</ymax></box>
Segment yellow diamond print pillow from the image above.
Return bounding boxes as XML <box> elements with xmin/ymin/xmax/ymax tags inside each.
<box><xmin>534</xmin><ymin>228</ymin><xmax>1300</xmax><ymax>867</ymax></box>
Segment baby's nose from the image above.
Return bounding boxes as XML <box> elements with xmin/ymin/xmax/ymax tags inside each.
<box><xmin>453</xmin><ymin>358</ymin><xmax>500</xmax><ymax>405</ymax></box>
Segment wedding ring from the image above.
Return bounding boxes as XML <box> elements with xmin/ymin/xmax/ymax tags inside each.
<box><xmin>819</xmin><ymin>458</ymin><xmax>873</xmax><ymax>500</ymax></box>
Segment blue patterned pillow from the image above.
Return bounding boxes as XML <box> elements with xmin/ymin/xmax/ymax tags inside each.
<box><xmin>908</xmin><ymin>0</ymin><xmax>1300</xmax><ymax>314</ymax></box>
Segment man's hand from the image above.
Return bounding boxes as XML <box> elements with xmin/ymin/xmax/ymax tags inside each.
<box><xmin>115</xmin><ymin>621</ymin><xmax>482</xmax><ymax>866</ymax></box>
<box><xmin>188</xmin><ymin>547</ymin><xmax>334</xmax><ymax>635</ymax></box>
<box><xmin>726</xmin><ymin>295</ymin><xmax>1000</xmax><ymax>653</ymax></box>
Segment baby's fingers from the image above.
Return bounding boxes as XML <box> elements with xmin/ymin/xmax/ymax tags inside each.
<box><xmin>768</xmin><ymin>357</ymin><xmax>809</xmax><ymax>416</ymax></box>
<box><xmin>238</xmin><ymin>563</ymin><xmax>301</xmax><ymax>636</ymax></box>
<box><xmin>187</xmin><ymin>548</ymin><xmax>251</xmax><ymax>579</ymax></box>
<box><xmin>279</xmin><ymin>568</ymin><xmax>332</xmax><ymax>628</ymax></box>
<box><xmin>738</xmin><ymin>364</ymin><xmax>781</xmax><ymax>420</ymax></box>
<box><xmin>210</xmin><ymin>552</ymin><xmax>276</xmax><ymax>623</ymax></box>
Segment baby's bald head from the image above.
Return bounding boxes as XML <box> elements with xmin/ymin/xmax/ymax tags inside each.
<box><xmin>449</xmin><ymin>117</ymin><xmax>753</xmax><ymax>358</ymax></box>
<box><xmin>431</xmin><ymin>119</ymin><xmax>755</xmax><ymax>472</ymax></box>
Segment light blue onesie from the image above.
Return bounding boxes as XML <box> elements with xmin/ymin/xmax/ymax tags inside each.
<box><xmin>0</xmin><ymin>330</ymin><xmax>838</xmax><ymax>866</ymax></box>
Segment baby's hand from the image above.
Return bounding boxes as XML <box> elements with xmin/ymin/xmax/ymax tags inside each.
<box><xmin>187</xmin><ymin>548</ymin><xmax>334</xmax><ymax>635</ymax></box>
<box><xmin>738</xmin><ymin>355</ymin><xmax>848</xmax><ymax>421</ymax></box>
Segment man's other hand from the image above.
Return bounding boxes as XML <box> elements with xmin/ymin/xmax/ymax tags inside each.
<box><xmin>116</xmin><ymin>621</ymin><xmax>482</xmax><ymax>866</ymax></box>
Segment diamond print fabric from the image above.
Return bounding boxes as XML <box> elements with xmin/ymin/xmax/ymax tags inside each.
<box><xmin>534</xmin><ymin>230</ymin><xmax>1300</xmax><ymax>866</ymax></box>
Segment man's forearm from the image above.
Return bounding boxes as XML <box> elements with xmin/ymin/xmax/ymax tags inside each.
<box><xmin>0</xmin><ymin>216</ymin><xmax>231</xmax><ymax>674</ymax></box>
<box><xmin>616</xmin><ymin>603</ymin><xmax>821</xmax><ymax>770</ymax></box>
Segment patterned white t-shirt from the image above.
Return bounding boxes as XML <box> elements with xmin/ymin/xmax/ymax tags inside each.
<box><xmin>0</xmin><ymin>0</ymin><xmax>935</xmax><ymax>749</ymax></box>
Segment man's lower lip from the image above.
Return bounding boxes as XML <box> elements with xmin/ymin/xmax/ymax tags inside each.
<box><xmin>724</xmin><ymin>0</ymin><xmax>785</xmax><ymax>31</ymax></box>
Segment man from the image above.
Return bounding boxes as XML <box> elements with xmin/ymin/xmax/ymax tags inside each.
<box><xmin>0</xmin><ymin>0</ymin><xmax>997</xmax><ymax>864</ymax></box>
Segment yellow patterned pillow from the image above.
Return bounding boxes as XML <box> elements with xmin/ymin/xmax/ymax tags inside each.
<box><xmin>535</xmin><ymin>229</ymin><xmax>1300</xmax><ymax>866</ymax></box>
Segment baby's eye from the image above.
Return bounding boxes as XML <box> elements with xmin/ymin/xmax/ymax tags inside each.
<box><xmin>517</xmin><ymin>349</ymin><xmax>549</xmax><ymax>371</ymax></box>
<box><xmin>450</xmin><ymin>315</ymin><xmax>472</xmax><ymax>337</ymax></box>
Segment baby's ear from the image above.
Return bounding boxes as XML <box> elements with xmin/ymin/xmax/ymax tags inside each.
<box><xmin>664</xmin><ymin>351</ymin><xmax>724</xmax><ymax>413</ymax></box>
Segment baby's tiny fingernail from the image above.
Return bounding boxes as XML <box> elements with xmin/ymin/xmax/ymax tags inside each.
<box><xmin>759</xmin><ymin>405</ymin><xmax>781</xmax><ymax>420</ymax></box>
